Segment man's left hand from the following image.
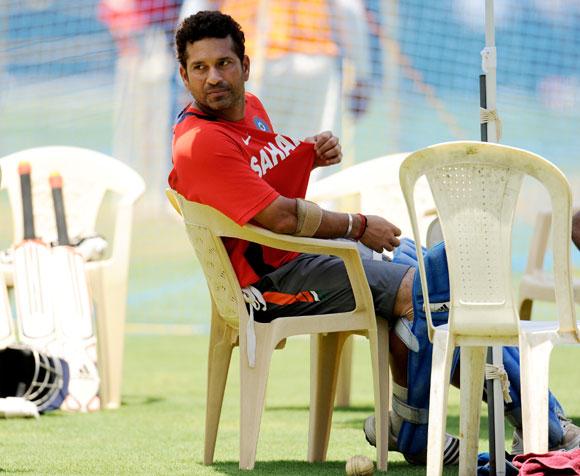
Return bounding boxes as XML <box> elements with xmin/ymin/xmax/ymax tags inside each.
<box><xmin>305</xmin><ymin>131</ymin><xmax>342</xmax><ymax>169</ymax></box>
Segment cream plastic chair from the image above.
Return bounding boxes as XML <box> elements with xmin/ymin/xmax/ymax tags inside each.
<box><xmin>399</xmin><ymin>141</ymin><xmax>579</xmax><ymax>476</ymax></box>
<box><xmin>166</xmin><ymin>189</ymin><xmax>390</xmax><ymax>471</ymax></box>
<box><xmin>307</xmin><ymin>152</ymin><xmax>436</xmax><ymax>406</ymax></box>
<box><xmin>518</xmin><ymin>207</ymin><xmax>580</xmax><ymax>320</ymax></box>
<box><xmin>0</xmin><ymin>146</ymin><xmax>145</xmax><ymax>409</ymax></box>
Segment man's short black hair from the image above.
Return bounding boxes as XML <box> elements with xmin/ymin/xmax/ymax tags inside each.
<box><xmin>175</xmin><ymin>10</ymin><xmax>246</xmax><ymax>68</ymax></box>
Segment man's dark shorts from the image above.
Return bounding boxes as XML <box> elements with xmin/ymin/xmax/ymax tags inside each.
<box><xmin>252</xmin><ymin>242</ymin><xmax>410</xmax><ymax>325</ymax></box>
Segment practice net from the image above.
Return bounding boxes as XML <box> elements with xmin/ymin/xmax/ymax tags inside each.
<box><xmin>2</xmin><ymin>0</ymin><xmax>579</xmax><ymax>327</ymax></box>
<box><xmin>1</xmin><ymin>0</ymin><xmax>579</xmax><ymax>202</ymax></box>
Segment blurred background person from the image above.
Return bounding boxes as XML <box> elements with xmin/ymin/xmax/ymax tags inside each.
<box><xmin>99</xmin><ymin>0</ymin><xmax>183</xmax><ymax>211</ymax></box>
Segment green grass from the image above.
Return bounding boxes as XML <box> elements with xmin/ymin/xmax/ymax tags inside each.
<box><xmin>125</xmin><ymin>214</ymin><xmax>210</xmax><ymax>328</ymax></box>
<box><xmin>0</xmin><ymin>210</ymin><xmax>579</xmax><ymax>474</ymax></box>
<box><xmin>0</xmin><ymin>334</ymin><xmax>578</xmax><ymax>475</ymax></box>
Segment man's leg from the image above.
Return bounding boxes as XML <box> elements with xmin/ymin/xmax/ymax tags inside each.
<box><xmin>389</xmin><ymin>267</ymin><xmax>414</xmax><ymax>387</ymax></box>
<box><xmin>251</xmin><ymin>247</ymin><xmax>409</xmax><ymax>325</ymax></box>
<box><xmin>251</xmin><ymin>244</ymin><xmax>580</xmax><ymax>461</ymax></box>
<box><xmin>250</xmin><ymin>247</ymin><xmax>416</xmax><ymax>452</ymax></box>
<box><xmin>361</xmin><ymin>261</ymin><xmax>461</xmax><ymax>465</ymax></box>
<box><xmin>384</xmin><ymin>239</ymin><xmax>580</xmax><ymax>461</ymax></box>
<box><xmin>250</xmin><ymin>244</ymin><xmax>457</xmax><ymax>463</ymax></box>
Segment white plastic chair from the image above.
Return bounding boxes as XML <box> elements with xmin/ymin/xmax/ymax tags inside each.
<box><xmin>307</xmin><ymin>152</ymin><xmax>436</xmax><ymax>406</ymax></box>
<box><xmin>518</xmin><ymin>207</ymin><xmax>580</xmax><ymax>320</ymax></box>
<box><xmin>166</xmin><ymin>189</ymin><xmax>390</xmax><ymax>471</ymax></box>
<box><xmin>0</xmin><ymin>146</ymin><xmax>145</xmax><ymax>409</ymax></box>
<box><xmin>399</xmin><ymin>141</ymin><xmax>579</xmax><ymax>476</ymax></box>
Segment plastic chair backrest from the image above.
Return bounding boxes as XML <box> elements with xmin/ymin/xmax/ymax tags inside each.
<box><xmin>0</xmin><ymin>146</ymin><xmax>145</xmax><ymax>244</ymax></box>
<box><xmin>169</xmin><ymin>190</ymin><xmax>246</xmax><ymax>328</ymax></box>
<box><xmin>400</xmin><ymin>141</ymin><xmax>575</xmax><ymax>340</ymax></box>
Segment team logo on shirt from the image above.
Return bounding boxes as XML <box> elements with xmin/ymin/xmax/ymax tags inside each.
<box><xmin>253</xmin><ymin>116</ymin><xmax>270</xmax><ymax>132</ymax></box>
<box><xmin>249</xmin><ymin>134</ymin><xmax>302</xmax><ymax>177</ymax></box>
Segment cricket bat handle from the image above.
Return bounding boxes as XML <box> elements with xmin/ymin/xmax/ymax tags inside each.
<box><xmin>49</xmin><ymin>173</ymin><xmax>71</xmax><ymax>246</ymax></box>
<box><xmin>18</xmin><ymin>162</ymin><xmax>35</xmax><ymax>240</ymax></box>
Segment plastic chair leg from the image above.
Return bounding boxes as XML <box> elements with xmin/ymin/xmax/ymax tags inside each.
<box><xmin>89</xmin><ymin>267</ymin><xmax>126</xmax><ymax>409</ymax></box>
<box><xmin>371</xmin><ymin>318</ymin><xmax>390</xmax><ymax>471</ymax></box>
<box><xmin>520</xmin><ymin>335</ymin><xmax>554</xmax><ymax>453</ymax></box>
<box><xmin>335</xmin><ymin>336</ymin><xmax>353</xmax><ymax>407</ymax></box>
<box><xmin>204</xmin><ymin>314</ymin><xmax>236</xmax><ymax>465</ymax></box>
<box><xmin>427</xmin><ymin>331</ymin><xmax>455</xmax><ymax>476</ymax></box>
<box><xmin>239</xmin><ymin>326</ymin><xmax>275</xmax><ymax>470</ymax></box>
<box><xmin>308</xmin><ymin>332</ymin><xmax>347</xmax><ymax>462</ymax></box>
<box><xmin>459</xmin><ymin>346</ymin><xmax>486</xmax><ymax>475</ymax></box>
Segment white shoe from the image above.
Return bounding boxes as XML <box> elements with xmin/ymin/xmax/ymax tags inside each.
<box><xmin>511</xmin><ymin>415</ymin><xmax>580</xmax><ymax>454</ymax></box>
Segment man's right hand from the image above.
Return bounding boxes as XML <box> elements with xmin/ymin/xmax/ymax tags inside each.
<box><xmin>305</xmin><ymin>131</ymin><xmax>342</xmax><ymax>169</ymax></box>
<box><xmin>359</xmin><ymin>215</ymin><xmax>402</xmax><ymax>253</ymax></box>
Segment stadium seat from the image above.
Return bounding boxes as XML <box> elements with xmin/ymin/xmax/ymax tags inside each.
<box><xmin>518</xmin><ymin>207</ymin><xmax>580</xmax><ymax>320</ymax></box>
<box><xmin>399</xmin><ymin>141</ymin><xmax>579</xmax><ymax>475</ymax></box>
<box><xmin>0</xmin><ymin>146</ymin><xmax>145</xmax><ymax>409</ymax></box>
<box><xmin>306</xmin><ymin>152</ymin><xmax>437</xmax><ymax>407</ymax></box>
<box><xmin>166</xmin><ymin>189</ymin><xmax>390</xmax><ymax>471</ymax></box>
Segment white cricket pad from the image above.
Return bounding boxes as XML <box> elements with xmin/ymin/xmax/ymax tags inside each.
<box><xmin>0</xmin><ymin>273</ymin><xmax>15</xmax><ymax>349</ymax></box>
<box><xmin>50</xmin><ymin>247</ymin><xmax>94</xmax><ymax>340</ymax></box>
<box><xmin>13</xmin><ymin>242</ymin><xmax>55</xmax><ymax>346</ymax></box>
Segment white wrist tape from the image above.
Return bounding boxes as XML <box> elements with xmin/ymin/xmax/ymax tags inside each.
<box><xmin>295</xmin><ymin>198</ymin><xmax>323</xmax><ymax>237</ymax></box>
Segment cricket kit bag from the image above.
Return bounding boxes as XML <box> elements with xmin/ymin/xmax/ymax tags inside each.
<box><xmin>391</xmin><ymin>238</ymin><xmax>565</xmax><ymax>459</ymax></box>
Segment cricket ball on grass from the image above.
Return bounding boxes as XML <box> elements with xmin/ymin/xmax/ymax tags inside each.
<box><xmin>345</xmin><ymin>455</ymin><xmax>374</xmax><ymax>476</ymax></box>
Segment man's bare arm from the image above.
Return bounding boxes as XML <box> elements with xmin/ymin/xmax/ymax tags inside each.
<box><xmin>253</xmin><ymin>196</ymin><xmax>402</xmax><ymax>252</ymax></box>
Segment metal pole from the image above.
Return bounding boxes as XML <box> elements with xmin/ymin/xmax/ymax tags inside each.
<box><xmin>491</xmin><ymin>345</ymin><xmax>506</xmax><ymax>476</ymax></box>
<box><xmin>480</xmin><ymin>1</ymin><xmax>505</xmax><ymax>474</ymax></box>
<box><xmin>483</xmin><ymin>0</ymin><xmax>498</xmax><ymax>143</ymax></box>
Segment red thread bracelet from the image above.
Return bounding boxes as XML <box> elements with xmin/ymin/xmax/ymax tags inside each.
<box><xmin>354</xmin><ymin>214</ymin><xmax>367</xmax><ymax>241</ymax></box>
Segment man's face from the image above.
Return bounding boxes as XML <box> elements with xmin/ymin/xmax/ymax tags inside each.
<box><xmin>179</xmin><ymin>36</ymin><xmax>249</xmax><ymax>119</ymax></box>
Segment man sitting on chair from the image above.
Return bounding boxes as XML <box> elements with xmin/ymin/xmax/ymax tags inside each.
<box><xmin>168</xmin><ymin>10</ymin><xmax>580</xmax><ymax>464</ymax></box>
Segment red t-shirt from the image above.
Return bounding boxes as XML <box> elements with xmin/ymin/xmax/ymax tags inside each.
<box><xmin>169</xmin><ymin>93</ymin><xmax>316</xmax><ymax>287</ymax></box>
